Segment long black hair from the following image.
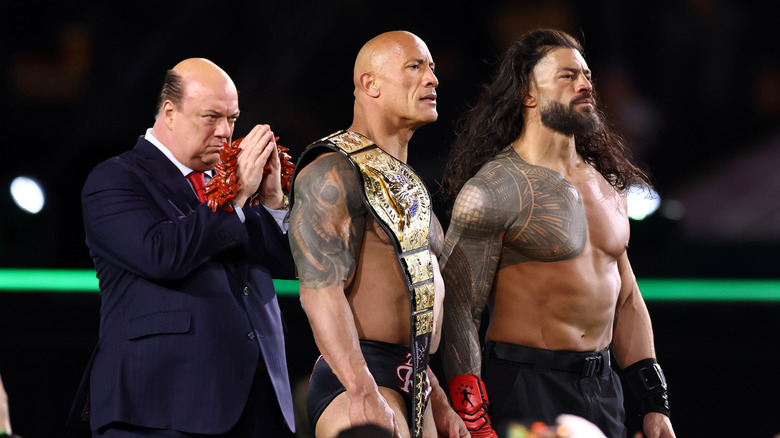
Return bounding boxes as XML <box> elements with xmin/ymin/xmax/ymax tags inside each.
<box><xmin>442</xmin><ymin>28</ymin><xmax>651</xmax><ymax>200</ymax></box>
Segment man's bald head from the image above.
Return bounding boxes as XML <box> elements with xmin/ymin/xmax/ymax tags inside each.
<box><xmin>348</xmin><ymin>30</ymin><xmax>438</xmax><ymax>136</ymax></box>
<box><xmin>353</xmin><ymin>31</ymin><xmax>427</xmax><ymax>90</ymax></box>
<box><xmin>156</xmin><ymin>58</ymin><xmax>237</xmax><ymax>117</ymax></box>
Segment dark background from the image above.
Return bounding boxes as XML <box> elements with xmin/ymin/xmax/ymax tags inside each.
<box><xmin>1</xmin><ymin>0</ymin><xmax>778</xmax><ymax>436</ymax></box>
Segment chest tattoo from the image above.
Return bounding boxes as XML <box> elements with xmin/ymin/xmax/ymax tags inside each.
<box><xmin>484</xmin><ymin>149</ymin><xmax>588</xmax><ymax>266</ymax></box>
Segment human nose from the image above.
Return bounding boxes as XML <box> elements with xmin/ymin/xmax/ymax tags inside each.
<box><xmin>426</xmin><ymin>66</ymin><xmax>439</xmax><ymax>88</ymax></box>
<box><xmin>214</xmin><ymin>117</ymin><xmax>232</xmax><ymax>138</ymax></box>
<box><xmin>577</xmin><ymin>75</ymin><xmax>593</xmax><ymax>94</ymax></box>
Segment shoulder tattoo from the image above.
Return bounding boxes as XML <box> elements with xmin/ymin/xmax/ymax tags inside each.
<box><xmin>289</xmin><ymin>153</ymin><xmax>367</xmax><ymax>290</ymax></box>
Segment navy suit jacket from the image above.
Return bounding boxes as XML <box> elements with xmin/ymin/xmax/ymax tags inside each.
<box><xmin>70</xmin><ymin>136</ymin><xmax>296</xmax><ymax>433</ymax></box>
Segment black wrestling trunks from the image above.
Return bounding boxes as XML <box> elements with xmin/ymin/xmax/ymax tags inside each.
<box><xmin>306</xmin><ymin>340</ymin><xmax>432</xmax><ymax>431</ymax></box>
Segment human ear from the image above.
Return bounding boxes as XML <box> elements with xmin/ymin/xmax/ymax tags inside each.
<box><xmin>162</xmin><ymin>100</ymin><xmax>177</xmax><ymax>128</ymax></box>
<box><xmin>523</xmin><ymin>84</ymin><xmax>537</xmax><ymax>108</ymax></box>
<box><xmin>360</xmin><ymin>73</ymin><xmax>380</xmax><ymax>98</ymax></box>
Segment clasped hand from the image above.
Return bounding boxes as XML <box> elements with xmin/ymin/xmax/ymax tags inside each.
<box><xmin>233</xmin><ymin>124</ymin><xmax>284</xmax><ymax>209</ymax></box>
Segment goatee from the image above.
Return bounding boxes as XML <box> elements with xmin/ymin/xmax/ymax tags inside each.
<box><xmin>540</xmin><ymin>100</ymin><xmax>601</xmax><ymax>136</ymax></box>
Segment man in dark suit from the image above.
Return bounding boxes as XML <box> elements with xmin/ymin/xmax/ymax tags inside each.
<box><xmin>70</xmin><ymin>58</ymin><xmax>296</xmax><ymax>437</ymax></box>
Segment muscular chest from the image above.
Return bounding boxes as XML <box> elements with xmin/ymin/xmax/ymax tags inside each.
<box><xmin>573</xmin><ymin>175</ymin><xmax>630</xmax><ymax>259</ymax></box>
<box><xmin>503</xmin><ymin>166</ymin><xmax>588</xmax><ymax>263</ymax></box>
<box><xmin>499</xmin><ymin>155</ymin><xmax>630</xmax><ymax>265</ymax></box>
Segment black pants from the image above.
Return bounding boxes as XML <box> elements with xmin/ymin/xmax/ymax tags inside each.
<box><xmin>483</xmin><ymin>341</ymin><xmax>626</xmax><ymax>438</ymax></box>
<box><xmin>94</xmin><ymin>371</ymin><xmax>292</xmax><ymax>438</ymax></box>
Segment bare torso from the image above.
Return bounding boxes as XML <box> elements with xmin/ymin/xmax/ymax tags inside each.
<box><xmin>347</xmin><ymin>216</ymin><xmax>445</xmax><ymax>349</ymax></box>
<box><xmin>292</xmin><ymin>151</ymin><xmax>445</xmax><ymax>350</ymax></box>
<box><xmin>490</xmin><ymin>147</ymin><xmax>628</xmax><ymax>351</ymax></box>
<box><xmin>444</xmin><ymin>147</ymin><xmax>629</xmax><ymax>354</ymax></box>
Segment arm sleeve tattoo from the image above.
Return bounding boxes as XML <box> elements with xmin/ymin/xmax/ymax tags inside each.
<box><xmin>440</xmin><ymin>178</ymin><xmax>507</xmax><ymax>379</ymax></box>
<box><xmin>288</xmin><ymin>153</ymin><xmax>367</xmax><ymax>291</ymax></box>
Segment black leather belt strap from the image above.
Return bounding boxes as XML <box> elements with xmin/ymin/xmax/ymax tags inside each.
<box><xmin>490</xmin><ymin>341</ymin><xmax>611</xmax><ymax>377</ymax></box>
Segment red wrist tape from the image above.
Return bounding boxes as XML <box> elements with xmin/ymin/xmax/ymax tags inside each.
<box><xmin>448</xmin><ymin>374</ymin><xmax>498</xmax><ymax>437</ymax></box>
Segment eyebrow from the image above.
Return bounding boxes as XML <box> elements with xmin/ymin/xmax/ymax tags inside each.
<box><xmin>203</xmin><ymin>109</ymin><xmax>241</xmax><ymax>118</ymax></box>
<box><xmin>414</xmin><ymin>58</ymin><xmax>436</xmax><ymax>69</ymax></box>
<box><xmin>561</xmin><ymin>67</ymin><xmax>591</xmax><ymax>76</ymax></box>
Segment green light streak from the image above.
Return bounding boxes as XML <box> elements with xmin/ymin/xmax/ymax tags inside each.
<box><xmin>0</xmin><ymin>269</ymin><xmax>301</xmax><ymax>296</ymax></box>
<box><xmin>0</xmin><ymin>269</ymin><xmax>98</xmax><ymax>292</ymax></box>
<box><xmin>1</xmin><ymin>269</ymin><xmax>779</xmax><ymax>301</ymax></box>
<box><xmin>636</xmin><ymin>279</ymin><xmax>780</xmax><ymax>301</ymax></box>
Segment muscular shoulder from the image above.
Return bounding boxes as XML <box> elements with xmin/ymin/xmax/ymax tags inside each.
<box><xmin>450</xmin><ymin>148</ymin><xmax>533</xmax><ymax>232</ymax></box>
<box><xmin>295</xmin><ymin>152</ymin><xmax>355</xmax><ymax>191</ymax></box>
<box><xmin>293</xmin><ymin>152</ymin><xmax>367</xmax><ymax>217</ymax></box>
<box><xmin>453</xmin><ymin>147</ymin><xmax>588</xmax><ymax>263</ymax></box>
<box><xmin>289</xmin><ymin>152</ymin><xmax>369</xmax><ymax>289</ymax></box>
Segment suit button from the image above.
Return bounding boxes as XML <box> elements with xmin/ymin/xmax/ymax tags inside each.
<box><xmin>247</xmin><ymin>332</ymin><xmax>256</xmax><ymax>340</ymax></box>
<box><xmin>243</xmin><ymin>286</ymin><xmax>249</xmax><ymax>296</ymax></box>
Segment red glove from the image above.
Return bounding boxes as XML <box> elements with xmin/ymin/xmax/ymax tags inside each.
<box><xmin>448</xmin><ymin>374</ymin><xmax>499</xmax><ymax>438</ymax></box>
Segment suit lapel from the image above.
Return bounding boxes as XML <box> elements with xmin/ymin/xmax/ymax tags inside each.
<box><xmin>131</xmin><ymin>137</ymin><xmax>200</xmax><ymax>213</ymax></box>
<box><xmin>130</xmin><ymin>136</ymin><xmax>247</xmax><ymax>280</ymax></box>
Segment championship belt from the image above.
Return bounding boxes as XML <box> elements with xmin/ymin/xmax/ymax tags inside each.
<box><xmin>292</xmin><ymin>130</ymin><xmax>434</xmax><ymax>438</ymax></box>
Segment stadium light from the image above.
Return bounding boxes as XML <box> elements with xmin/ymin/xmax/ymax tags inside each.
<box><xmin>10</xmin><ymin>176</ymin><xmax>45</xmax><ymax>214</ymax></box>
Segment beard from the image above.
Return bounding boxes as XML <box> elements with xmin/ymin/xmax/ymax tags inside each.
<box><xmin>540</xmin><ymin>99</ymin><xmax>601</xmax><ymax>136</ymax></box>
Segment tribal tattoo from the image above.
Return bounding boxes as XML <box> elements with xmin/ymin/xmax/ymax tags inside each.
<box><xmin>440</xmin><ymin>146</ymin><xmax>587</xmax><ymax>377</ymax></box>
<box><xmin>289</xmin><ymin>153</ymin><xmax>368</xmax><ymax>291</ymax></box>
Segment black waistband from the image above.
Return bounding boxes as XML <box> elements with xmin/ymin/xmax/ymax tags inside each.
<box><xmin>359</xmin><ymin>339</ymin><xmax>409</xmax><ymax>357</ymax></box>
<box><xmin>486</xmin><ymin>341</ymin><xmax>611</xmax><ymax>377</ymax></box>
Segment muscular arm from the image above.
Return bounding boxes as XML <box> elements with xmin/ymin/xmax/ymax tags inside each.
<box><xmin>440</xmin><ymin>180</ymin><xmax>505</xmax><ymax>380</ymax></box>
<box><xmin>289</xmin><ymin>153</ymin><xmax>366</xmax><ymax>379</ymax></box>
<box><xmin>288</xmin><ymin>153</ymin><xmax>398</xmax><ymax>430</ymax></box>
<box><xmin>611</xmin><ymin>252</ymin><xmax>656</xmax><ymax>368</ymax></box>
<box><xmin>612</xmin><ymin>252</ymin><xmax>676</xmax><ymax>438</ymax></box>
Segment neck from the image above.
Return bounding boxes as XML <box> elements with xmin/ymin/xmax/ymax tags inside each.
<box><xmin>511</xmin><ymin>118</ymin><xmax>582</xmax><ymax>174</ymax></box>
<box><xmin>150</xmin><ymin>119</ymin><xmax>171</xmax><ymax>147</ymax></box>
<box><xmin>349</xmin><ymin>108</ymin><xmax>414</xmax><ymax>162</ymax></box>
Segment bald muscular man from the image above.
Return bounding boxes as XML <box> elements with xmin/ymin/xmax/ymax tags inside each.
<box><xmin>287</xmin><ymin>32</ymin><xmax>467</xmax><ymax>438</ymax></box>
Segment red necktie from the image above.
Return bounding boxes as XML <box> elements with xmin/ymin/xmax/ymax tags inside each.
<box><xmin>186</xmin><ymin>171</ymin><xmax>207</xmax><ymax>203</ymax></box>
